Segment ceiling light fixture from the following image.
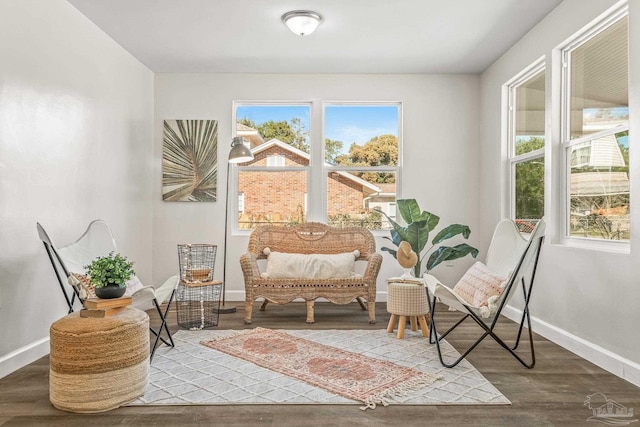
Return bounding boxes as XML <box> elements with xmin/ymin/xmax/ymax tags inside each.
<box><xmin>282</xmin><ymin>10</ymin><xmax>322</xmax><ymax>36</ymax></box>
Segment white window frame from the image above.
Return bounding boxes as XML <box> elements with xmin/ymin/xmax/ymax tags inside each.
<box><xmin>322</xmin><ymin>101</ymin><xmax>402</xmax><ymax>234</ymax></box>
<box><xmin>232</xmin><ymin>101</ymin><xmax>312</xmax><ymax>234</ymax></box>
<box><xmin>505</xmin><ymin>60</ymin><xmax>546</xmax><ymax>228</ymax></box>
<box><xmin>231</xmin><ymin>100</ymin><xmax>402</xmax><ymax>235</ymax></box>
<box><xmin>238</xmin><ymin>192</ymin><xmax>245</xmax><ymax>215</ymax></box>
<box><xmin>559</xmin><ymin>4</ymin><xmax>629</xmax><ymax>248</ymax></box>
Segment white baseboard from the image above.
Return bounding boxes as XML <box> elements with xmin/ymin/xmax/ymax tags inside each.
<box><xmin>502</xmin><ymin>305</ymin><xmax>640</xmax><ymax>388</ymax></box>
<box><xmin>0</xmin><ymin>337</ymin><xmax>50</xmax><ymax>380</ymax></box>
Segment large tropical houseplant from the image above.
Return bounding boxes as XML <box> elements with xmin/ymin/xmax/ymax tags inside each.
<box><xmin>380</xmin><ymin>199</ymin><xmax>479</xmax><ymax>277</ymax></box>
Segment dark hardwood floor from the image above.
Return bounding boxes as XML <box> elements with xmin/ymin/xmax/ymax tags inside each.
<box><xmin>1</xmin><ymin>302</ymin><xmax>638</xmax><ymax>426</ymax></box>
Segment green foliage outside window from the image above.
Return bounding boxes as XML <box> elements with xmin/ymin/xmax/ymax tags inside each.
<box><xmin>238</xmin><ymin>117</ymin><xmax>310</xmax><ymax>153</ymax></box>
<box><xmin>328</xmin><ymin>210</ymin><xmax>383</xmax><ymax>229</ymax></box>
<box><xmin>514</xmin><ymin>137</ymin><xmax>545</xmax><ymax>221</ymax></box>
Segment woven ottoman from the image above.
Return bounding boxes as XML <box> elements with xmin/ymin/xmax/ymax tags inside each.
<box><xmin>49</xmin><ymin>307</ymin><xmax>149</xmax><ymax>413</ymax></box>
<box><xmin>386</xmin><ymin>279</ymin><xmax>430</xmax><ymax>339</ymax></box>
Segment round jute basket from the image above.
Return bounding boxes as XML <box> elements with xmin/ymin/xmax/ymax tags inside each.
<box><xmin>49</xmin><ymin>308</ymin><xmax>149</xmax><ymax>413</ymax></box>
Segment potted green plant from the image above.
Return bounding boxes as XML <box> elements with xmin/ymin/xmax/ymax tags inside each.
<box><xmin>379</xmin><ymin>199</ymin><xmax>479</xmax><ymax>277</ymax></box>
<box><xmin>84</xmin><ymin>251</ymin><xmax>135</xmax><ymax>299</ymax></box>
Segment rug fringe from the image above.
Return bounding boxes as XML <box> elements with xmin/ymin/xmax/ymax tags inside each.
<box><xmin>201</xmin><ymin>328</ymin><xmax>444</xmax><ymax>411</ymax></box>
<box><xmin>359</xmin><ymin>373</ymin><xmax>442</xmax><ymax>410</ymax></box>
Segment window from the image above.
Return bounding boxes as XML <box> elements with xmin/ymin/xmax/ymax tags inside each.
<box><xmin>238</xmin><ymin>193</ymin><xmax>245</xmax><ymax>215</ymax></box>
<box><xmin>507</xmin><ymin>63</ymin><xmax>545</xmax><ymax>232</ymax></box>
<box><xmin>266</xmin><ymin>155</ymin><xmax>285</xmax><ymax>167</ymax></box>
<box><xmin>562</xmin><ymin>9</ymin><xmax>629</xmax><ymax>241</ymax></box>
<box><xmin>324</xmin><ymin>104</ymin><xmax>400</xmax><ymax>229</ymax></box>
<box><xmin>234</xmin><ymin>103</ymin><xmax>310</xmax><ymax>229</ymax></box>
<box><xmin>233</xmin><ymin>102</ymin><xmax>401</xmax><ymax>231</ymax></box>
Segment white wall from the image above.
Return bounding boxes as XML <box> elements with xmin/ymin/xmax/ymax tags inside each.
<box><xmin>153</xmin><ymin>74</ymin><xmax>481</xmax><ymax>301</ymax></box>
<box><xmin>480</xmin><ymin>0</ymin><xmax>640</xmax><ymax>379</ymax></box>
<box><xmin>0</xmin><ymin>0</ymin><xmax>154</xmax><ymax>377</ymax></box>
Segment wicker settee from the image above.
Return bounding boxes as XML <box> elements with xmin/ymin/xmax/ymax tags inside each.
<box><xmin>240</xmin><ymin>222</ymin><xmax>382</xmax><ymax>324</ymax></box>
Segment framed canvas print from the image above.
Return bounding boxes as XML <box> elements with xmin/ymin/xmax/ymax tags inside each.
<box><xmin>163</xmin><ymin>119</ymin><xmax>218</xmax><ymax>202</ymax></box>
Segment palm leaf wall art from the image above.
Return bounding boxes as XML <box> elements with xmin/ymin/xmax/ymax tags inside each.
<box><xmin>162</xmin><ymin>120</ymin><xmax>218</xmax><ymax>201</ymax></box>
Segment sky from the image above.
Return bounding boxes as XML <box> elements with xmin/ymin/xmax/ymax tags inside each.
<box><xmin>236</xmin><ymin>104</ymin><xmax>399</xmax><ymax>155</ymax></box>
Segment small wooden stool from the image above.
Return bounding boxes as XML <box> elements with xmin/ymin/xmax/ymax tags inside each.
<box><xmin>386</xmin><ymin>279</ymin><xmax>430</xmax><ymax>339</ymax></box>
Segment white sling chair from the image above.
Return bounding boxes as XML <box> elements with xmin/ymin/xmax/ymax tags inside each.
<box><xmin>424</xmin><ymin>218</ymin><xmax>545</xmax><ymax>368</ymax></box>
<box><xmin>37</xmin><ymin>220</ymin><xmax>179</xmax><ymax>361</ymax></box>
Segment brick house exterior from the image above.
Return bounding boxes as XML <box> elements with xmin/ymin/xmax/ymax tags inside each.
<box><xmin>238</xmin><ymin>138</ymin><xmax>382</xmax><ymax>227</ymax></box>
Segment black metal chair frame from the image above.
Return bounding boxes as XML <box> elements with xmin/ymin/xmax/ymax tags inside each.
<box><xmin>38</xmin><ymin>223</ymin><xmax>79</xmax><ymax>314</ymax></box>
<box><xmin>427</xmin><ymin>230</ymin><xmax>544</xmax><ymax>369</ymax></box>
<box><xmin>148</xmin><ymin>294</ymin><xmax>176</xmax><ymax>362</ymax></box>
<box><xmin>37</xmin><ymin>221</ymin><xmax>177</xmax><ymax>361</ymax></box>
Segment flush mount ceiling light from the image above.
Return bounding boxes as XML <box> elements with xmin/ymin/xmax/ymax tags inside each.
<box><xmin>282</xmin><ymin>10</ymin><xmax>322</xmax><ymax>36</ymax></box>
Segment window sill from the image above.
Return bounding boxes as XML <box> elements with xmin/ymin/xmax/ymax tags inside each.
<box><xmin>556</xmin><ymin>236</ymin><xmax>630</xmax><ymax>254</ymax></box>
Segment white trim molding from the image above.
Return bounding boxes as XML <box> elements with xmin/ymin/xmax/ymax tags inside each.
<box><xmin>502</xmin><ymin>305</ymin><xmax>640</xmax><ymax>387</ymax></box>
<box><xmin>0</xmin><ymin>337</ymin><xmax>50</xmax><ymax>380</ymax></box>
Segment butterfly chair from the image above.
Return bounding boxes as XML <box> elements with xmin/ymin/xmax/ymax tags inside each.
<box><xmin>37</xmin><ymin>220</ymin><xmax>179</xmax><ymax>361</ymax></box>
<box><xmin>424</xmin><ymin>218</ymin><xmax>545</xmax><ymax>368</ymax></box>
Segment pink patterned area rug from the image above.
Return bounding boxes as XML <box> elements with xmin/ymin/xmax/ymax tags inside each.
<box><xmin>201</xmin><ymin>327</ymin><xmax>440</xmax><ymax>409</ymax></box>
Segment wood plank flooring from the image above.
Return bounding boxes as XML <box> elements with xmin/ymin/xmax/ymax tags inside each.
<box><xmin>1</xmin><ymin>302</ymin><xmax>638</xmax><ymax>426</ymax></box>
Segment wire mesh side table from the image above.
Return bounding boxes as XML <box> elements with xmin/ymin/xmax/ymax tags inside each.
<box><xmin>177</xmin><ymin>244</ymin><xmax>223</xmax><ymax>330</ymax></box>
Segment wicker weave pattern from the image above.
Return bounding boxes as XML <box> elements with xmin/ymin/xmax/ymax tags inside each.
<box><xmin>49</xmin><ymin>308</ymin><xmax>149</xmax><ymax>413</ymax></box>
<box><xmin>387</xmin><ymin>282</ymin><xmax>430</xmax><ymax>316</ymax></box>
<box><xmin>240</xmin><ymin>223</ymin><xmax>382</xmax><ymax>324</ymax></box>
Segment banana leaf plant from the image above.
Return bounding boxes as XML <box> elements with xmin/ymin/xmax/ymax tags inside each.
<box><xmin>379</xmin><ymin>199</ymin><xmax>479</xmax><ymax>277</ymax></box>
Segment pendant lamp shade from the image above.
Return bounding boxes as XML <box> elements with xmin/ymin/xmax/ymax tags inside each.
<box><xmin>229</xmin><ymin>137</ymin><xmax>254</xmax><ymax>163</ymax></box>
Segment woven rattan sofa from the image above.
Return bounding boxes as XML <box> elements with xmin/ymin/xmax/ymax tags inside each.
<box><xmin>240</xmin><ymin>222</ymin><xmax>382</xmax><ymax>324</ymax></box>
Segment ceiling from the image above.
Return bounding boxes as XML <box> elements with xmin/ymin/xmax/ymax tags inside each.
<box><xmin>67</xmin><ymin>0</ymin><xmax>563</xmax><ymax>74</ymax></box>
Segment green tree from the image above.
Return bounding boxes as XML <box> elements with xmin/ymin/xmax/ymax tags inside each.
<box><xmin>348</xmin><ymin>134</ymin><xmax>398</xmax><ymax>166</ymax></box>
<box><xmin>335</xmin><ymin>134</ymin><xmax>398</xmax><ymax>183</ymax></box>
<box><xmin>325</xmin><ymin>138</ymin><xmax>343</xmax><ymax>164</ymax></box>
<box><xmin>260</xmin><ymin>119</ymin><xmax>309</xmax><ymax>153</ymax></box>
<box><xmin>515</xmin><ymin>136</ymin><xmax>544</xmax><ymax>156</ymax></box>
<box><xmin>514</xmin><ymin>137</ymin><xmax>545</xmax><ymax>219</ymax></box>
<box><xmin>238</xmin><ymin>117</ymin><xmax>310</xmax><ymax>153</ymax></box>
<box><xmin>238</xmin><ymin>117</ymin><xmax>258</xmax><ymax>129</ymax></box>
<box><xmin>259</xmin><ymin>120</ymin><xmax>297</xmax><ymax>144</ymax></box>
<box><xmin>288</xmin><ymin>118</ymin><xmax>309</xmax><ymax>152</ymax></box>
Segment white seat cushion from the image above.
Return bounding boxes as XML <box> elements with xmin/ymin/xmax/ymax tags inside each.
<box><xmin>261</xmin><ymin>248</ymin><xmax>361</xmax><ymax>279</ymax></box>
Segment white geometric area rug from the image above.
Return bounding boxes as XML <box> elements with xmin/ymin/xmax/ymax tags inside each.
<box><xmin>129</xmin><ymin>329</ymin><xmax>510</xmax><ymax>407</ymax></box>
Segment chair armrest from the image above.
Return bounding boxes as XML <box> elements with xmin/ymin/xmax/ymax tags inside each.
<box><xmin>240</xmin><ymin>253</ymin><xmax>260</xmax><ymax>283</ymax></box>
<box><xmin>131</xmin><ymin>286</ymin><xmax>156</xmax><ymax>311</ymax></box>
<box><xmin>153</xmin><ymin>276</ymin><xmax>179</xmax><ymax>304</ymax></box>
<box><xmin>423</xmin><ymin>273</ymin><xmax>469</xmax><ymax>314</ymax></box>
<box><xmin>131</xmin><ymin>276</ymin><xmax>178</xmax><ymax>311</ymax></box>
<box><xmin>363</xmin><ymin>252</ymin><xmax>383</xmax><ymax>281</ymax></box>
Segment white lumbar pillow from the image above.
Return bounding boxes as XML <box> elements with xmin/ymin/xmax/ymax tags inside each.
<box><xmin>261</xmin><ymin>247</ymin><xmax>361</xmax><ymax>279</ymax></box>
